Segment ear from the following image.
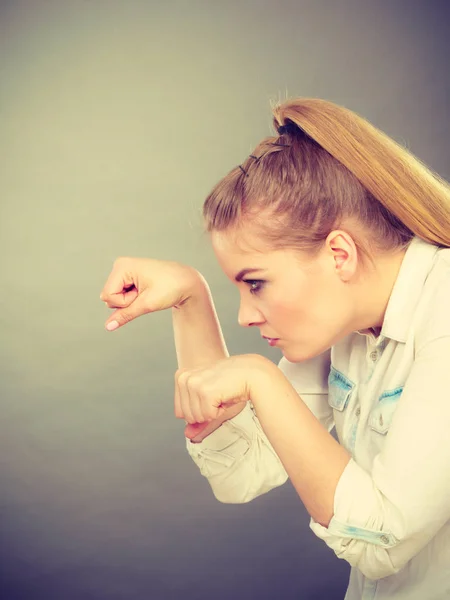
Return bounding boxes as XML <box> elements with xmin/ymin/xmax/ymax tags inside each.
<box><xmin>325</xmin><ymin>230</ymin><xmax>358</xmax><ymax>282</ymax></box>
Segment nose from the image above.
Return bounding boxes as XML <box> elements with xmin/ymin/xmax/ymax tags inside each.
<box><xmin>238</xmin><ymin>299</ymin><xmax>265</xmax><ymax>328</ymax></box>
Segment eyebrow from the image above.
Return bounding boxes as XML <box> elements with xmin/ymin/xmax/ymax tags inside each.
<box><xmin>234</xmin><ymin>268</ymin><xmax>267</xmax><ymax>282</ymax></box>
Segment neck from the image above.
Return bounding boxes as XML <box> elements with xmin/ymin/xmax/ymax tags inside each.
<box><xmin>354</xmin><ymin>247</ymin><xmax>407</xmax><ymax>332</ymax></box>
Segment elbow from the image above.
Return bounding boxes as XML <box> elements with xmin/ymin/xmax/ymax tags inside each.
<box><xmin>207</xmin><ymin>475</ymin><xmax>260</xmax><ymax>504</ymax></box>
<box><xmin>210</xmin><ymin>482</ymin><xmax>276</xmax><ymax>504</ymax></box>
<box><xmin>209</xmin><ymin>471</ymin><xmax>288</xmax><ymax>505</ymax></box>
<box><xmin>213</xmin><ymin>491</ymin><xmax>256</xmax><ymax>504</ymax></box>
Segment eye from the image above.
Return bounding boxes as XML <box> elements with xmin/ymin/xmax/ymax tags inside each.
<box><xmin>242</xmin><ymin>279</ymin><xmax>265</xmax><ymax>295</ymax></box>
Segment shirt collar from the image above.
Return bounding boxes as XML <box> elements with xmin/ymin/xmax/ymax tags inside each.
<box><xmin>372</xmin><ymin>237</ymin><xmax>438</xmax><ymax>343</ymax></box>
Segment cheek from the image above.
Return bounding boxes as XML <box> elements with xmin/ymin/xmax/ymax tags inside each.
<box><xmin>266</xmin><ymin>297</ymin><xmax>307</xmax><ymax>324</ymax></box>
<box><xmin>266</xmin><ymin>277</ymin><xmax>330</xmax><ymax>329</ymax></box>
<box><xmin>269</xmin><ymin>285</ymin><xmax>332</xmax><ymax>334</ymax></box>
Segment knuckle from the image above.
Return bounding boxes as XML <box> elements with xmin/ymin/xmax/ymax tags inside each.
<box><xmin>195</xmin><ymin>382</ymin><xmax>213</xmax><ymax>400</ymax></box>
<box><xmin>175</xmin><ymin>369</ymin><xmax>189</xmax><ymax>384</ymax></box>
<box><xmin>182</xmin><ymin>411</ymin><xmax>193</xmax><ymax>423</ymax></box>
<box><xmin>187</xmin><ymin>374</ymin><xmax>201</xmax><ymax>390</ymax></box>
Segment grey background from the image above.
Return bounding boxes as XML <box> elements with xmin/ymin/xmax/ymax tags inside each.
<box><xmin>1</xmin><ymin>1</ymin><xmax>449</xmax><ymax>599</ymax></box>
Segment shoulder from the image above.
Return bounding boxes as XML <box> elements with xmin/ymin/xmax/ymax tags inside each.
<box><xmin>415</xmin><ymin>247</ymin><xmax>450</xmax><ymax>347</ymax></box>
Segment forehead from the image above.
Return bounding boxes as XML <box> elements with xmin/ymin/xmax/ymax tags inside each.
<box><xmin>210</xmin><ymin>229</ymin><xmax>297</xmax><ymax>279</ymax></box>
<box><xmin>210</xmin><ymin>229</ymin><xmax>270</xmax><ymax>259</ymax></box>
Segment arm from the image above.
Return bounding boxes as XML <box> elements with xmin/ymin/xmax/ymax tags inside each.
<box><xmin>250</xmin><ymin>359</ymin><xmax>351</xmax><ymax>527</ymax></box>
<box><xmin>310</xmin><ymin>335</ymin><xmax>450</xmax><ymax>580</ymax></box>
<box><xmin>184</xmin><ymin>351</ymin><xmax>333</xmax><ymax>504</ymax></box>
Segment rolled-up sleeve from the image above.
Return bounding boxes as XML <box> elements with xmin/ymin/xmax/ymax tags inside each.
<box><xmin>310</xmin><ymin>335</ymin><xmax>450</xmax><ymax>580</ymax></box>
<box><xmin>186</xmin><ymin>350</ymin><xmax>333</xmax><ymax>504</ymax></box>
<box><xmin>186</xmin><ymin>401</ymin><xmax>289</xmax><ymax>503</ymax></box>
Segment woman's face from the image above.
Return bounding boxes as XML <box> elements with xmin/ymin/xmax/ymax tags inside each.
<box><xmin>211</xmin><ymin>227</ymin><xmax>363</xmax><ymax>362</ymax></box>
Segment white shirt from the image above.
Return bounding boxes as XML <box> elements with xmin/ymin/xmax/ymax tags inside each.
<box><xmin>185</xmin><ymin>236</ymin><xmax>450</xmax><ymax>600</ymax></box>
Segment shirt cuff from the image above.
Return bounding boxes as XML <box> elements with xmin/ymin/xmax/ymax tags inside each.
<box><xmin>310</xmin><ymin>458</ymin><xmax>397</xmax><ymax>550</ymax></box>
<box><xmin>185</xmin><ymin>401</ymin><xmax>255</xmax><ymax>458</ymax></box>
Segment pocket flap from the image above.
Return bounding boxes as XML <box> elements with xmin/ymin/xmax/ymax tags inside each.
<box><xmin>328</xmin><ymin>366</ymin><xmax>355</xmax><ymax>411</ymax></box>
<box><xmin>369</xmin><ymin>387</ymin><xmax>403</xmax><ymax>434</ymax></box>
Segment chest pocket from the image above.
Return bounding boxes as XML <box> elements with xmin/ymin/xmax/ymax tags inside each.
<box><xmin>328</xmin><ymin>366</ymin><xmax>355</xmax><ymax>411</ymax></box>
<box><xmin>369</xmin><ymin>387</ymin><xmax>403</xmax><ymax>434</ymax></box>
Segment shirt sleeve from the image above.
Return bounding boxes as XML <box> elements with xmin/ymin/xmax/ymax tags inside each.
<box><xmin>186</xmin><ymin>349</ymin><xmax>333</xmax><ymax>503</ymax></box>
<box><xmin>310</xmin><ymin>334</ymin><xmax>450</xmax><ymax>580</ymax></box>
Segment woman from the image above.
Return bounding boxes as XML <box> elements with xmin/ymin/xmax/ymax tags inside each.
<box><xmin>100</xmin><ymin>98</ymin><xmax>450</xmax><ymax>599</ymax></box>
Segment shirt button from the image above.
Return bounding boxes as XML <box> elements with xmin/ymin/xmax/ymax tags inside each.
<box><xmin>369</xmin><ymin>351</ymin><xmax>378</xmax><ymax>361</ymax></box>
<box><xmin>380</xmin><ymin>534</ymin><xmax>389</xmax><ymax>544</ymax></box>
<box><xmin>355</xmin><ymin>407</ymin><xmax>361</xmax><ymax>417</ymax></box>
<box><xmin>379</xmin><ymin>414</ymin><xmax>384</xmax><ymax>426</ymax></box>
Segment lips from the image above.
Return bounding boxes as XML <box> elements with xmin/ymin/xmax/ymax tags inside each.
<box><xmin>262</xmin><ymin>335</ymin><xmax>280</xmax><ymax>347</ymax></box>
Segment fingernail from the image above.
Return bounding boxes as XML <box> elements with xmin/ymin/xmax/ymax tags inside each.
<box><xmin>106</xmin><ymin>320</ymin><xmax>119</xmax><ymax>331</ymax></box>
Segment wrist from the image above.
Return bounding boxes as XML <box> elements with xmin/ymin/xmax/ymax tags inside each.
<box><xmin>247</xmin><ymin>355</ymin><xmax>282</xmax><ymax>406</ymax></box>
<box><xmin>173</xmin><ymin>268</ymin><xmax>208</xmax><ymax>309</ymax></box>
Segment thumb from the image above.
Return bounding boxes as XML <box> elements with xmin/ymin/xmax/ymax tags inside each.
<box><xmin>105</xmin><ymin>293</ymin><xmax>150</xmax><ymax>331</ymax></box>
<box><xmin>184</xmin><ymin>421</ymin><xmax>210</xmax><ymax>441</ymax></box>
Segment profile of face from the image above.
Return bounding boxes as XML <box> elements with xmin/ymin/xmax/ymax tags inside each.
<box><xmin>211</xmin><ymin>225</ymin><xmax>381</xmax><ymax>363</ymax></box>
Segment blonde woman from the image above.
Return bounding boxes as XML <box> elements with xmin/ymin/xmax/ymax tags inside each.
<box><xmin>100</xmin><ymin>98</ymin><xmax>450</xmax><ymax>600</ymax></box>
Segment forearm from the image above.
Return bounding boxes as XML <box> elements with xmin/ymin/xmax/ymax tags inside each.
<box><xmin>172</xmin><ymin>272</ymin><xmax>246</xmax><ymax>438</ymax></box>
<box><xmin>172</xmin><ymin>271</ymin><xmax>229</xmax><ymax>368</ymax></box>
<box><xmin>251</xmin><ymin>357</ymin><xmax>351</xmax><ymax>527</ymax></box>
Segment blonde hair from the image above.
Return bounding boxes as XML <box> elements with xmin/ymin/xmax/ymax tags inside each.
<box><xmin>203</xmin><ymin>98</ymin><xmax>450</xmax><ymax>262</ymax></box>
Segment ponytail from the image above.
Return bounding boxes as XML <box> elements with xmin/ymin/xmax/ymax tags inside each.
<box><xmin>272</xmin><ymin>98</ymin><xmax>450</xmax><ymax>247</ymax></box>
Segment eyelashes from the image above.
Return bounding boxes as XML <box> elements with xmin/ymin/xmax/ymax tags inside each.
<box><xmin>242</xmin><ymin>279</ymin><xmax>265</xmax><ymax>295</ymax></box>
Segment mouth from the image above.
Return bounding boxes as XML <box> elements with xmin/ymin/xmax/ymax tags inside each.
<box><xmin>262</xmin><ymin>336</ymin><xmax>280</xmax><ymax>346</ymax></box>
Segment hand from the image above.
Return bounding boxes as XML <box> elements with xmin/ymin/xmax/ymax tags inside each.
<box><xmin>100</xmin><ymin>257</ymin><xmax>201</xmax><ymax>330</ymax></box>
<box><xmin>174</xmin><ymin>354</ymin><xmax>273</xmax><ymax>438</ymax></box>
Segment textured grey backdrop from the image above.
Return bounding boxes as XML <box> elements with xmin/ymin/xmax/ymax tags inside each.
<box><xmin>1</xmin><ymin>1</ymin><xmax>449</xmax><ymax>599</ymax></box>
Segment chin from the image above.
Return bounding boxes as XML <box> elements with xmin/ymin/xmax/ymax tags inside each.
<box><xmin>281</xmin><ymin>348</ymin><xmax>308</xmax><ymax>363</ymax></box>
<box><xmin>282</xmin><ymin>344</ymin><xmax>329</xmax><ymax>363</ymax></box>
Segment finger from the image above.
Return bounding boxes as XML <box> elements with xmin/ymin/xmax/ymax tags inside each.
<box><xmin>177</xmin><ymin>372</ymin><xmax>197</xmax><ymax>424</ymax></box>
<box><xmin>188</xmin><ymin>384</ymin><xmax>209</xmax><ymax>424</ymax></box>
<box><xmin>101</xmin><ymin>285</ymin><xmax>139</xmax><ymax>309</ymax></box>
<box><xmin>185</xmin><ymin>421</ymin><xmax>210</xmax><ymax>440</ymax></box>
<box><xmin>100</xmin><ymin>259</ymin><xmax>137</xmax><ymax>305</ymax></box>
<box><xmin>196</xmin><ymin>375</ymin><xmax>225</xmax><ymax>422</ymax></box>
<box><xmin>174</xmin><ymin>372</ymin><xmax>184</xmax><ymax>419</ymax></box>
<box><xmin>102</xmin><ymin>287</ymin><xmax>138</xmax><ymax>310</ymax></box>
<box><xmin>104</xmin><ymin>292</ymin><xmax>149</xmax><ymax>331</ymax></box>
